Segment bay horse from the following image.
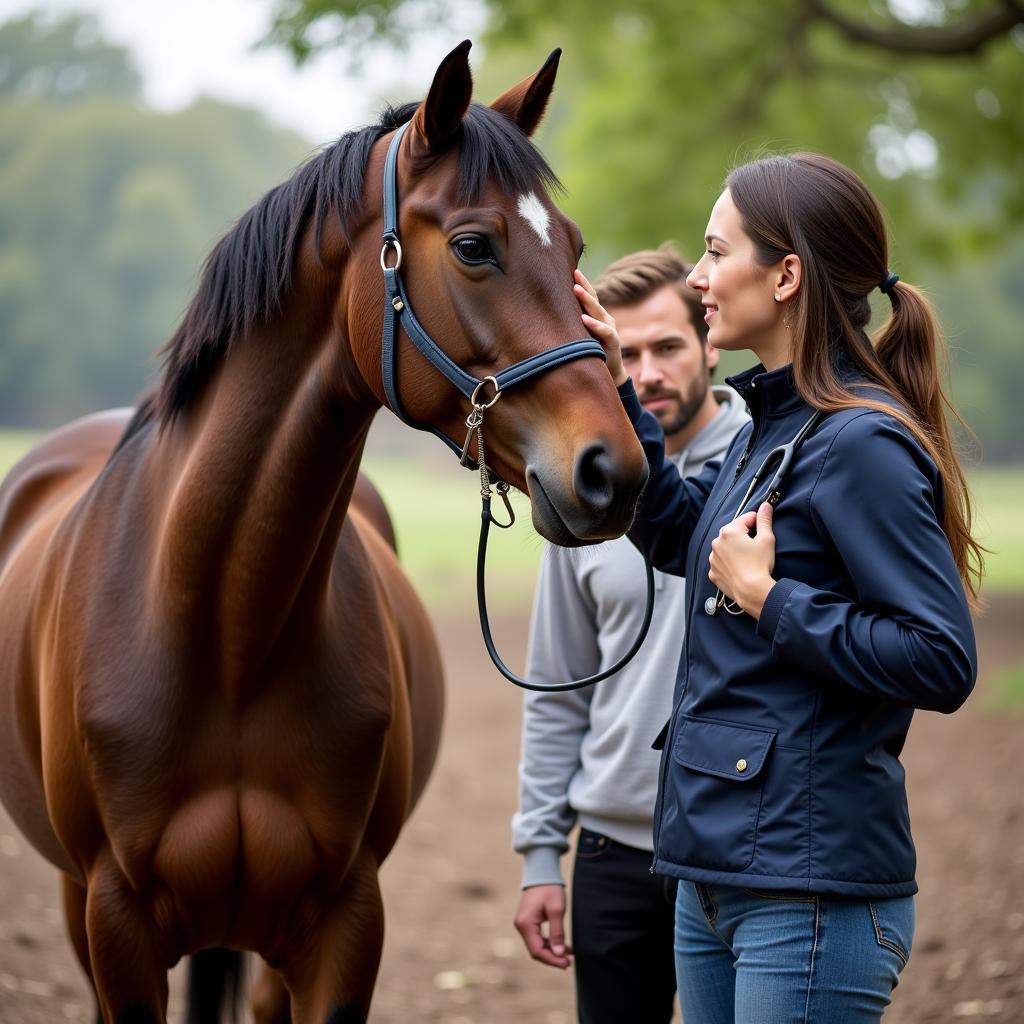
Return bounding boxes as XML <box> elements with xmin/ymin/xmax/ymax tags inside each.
<box><xmin>0</xmin><ymin>41</ymin><xmax>647</xmax><ymax>1024</ymax></box>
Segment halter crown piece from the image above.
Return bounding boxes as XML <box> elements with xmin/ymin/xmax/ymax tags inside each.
<box><xmin>377</xmin><ymin>120</ymin><xmax>656</xmax><ymax>692</ymax></box>
<box><xmin>879</xmin><ymin>271</ymin><xmax>900</xmax><ymax>296</ymax></box>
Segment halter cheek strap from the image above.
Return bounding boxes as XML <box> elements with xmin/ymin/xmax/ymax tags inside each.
<box><xmin>379</xmin><ymin>121</ymin><xmax>607</xmax><ymax>463</ymax></box>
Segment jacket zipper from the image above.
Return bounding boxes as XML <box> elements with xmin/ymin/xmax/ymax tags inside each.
<box><xmin>649</xmin><ymin>394</ymin><xmax>764</xmax><ymax>873</ymax></box>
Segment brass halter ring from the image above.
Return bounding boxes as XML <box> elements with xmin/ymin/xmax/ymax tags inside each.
<box><xmin>470</xmin><ymin>376</ymin><xmax>502</xmax><ymax>410</ymax></box>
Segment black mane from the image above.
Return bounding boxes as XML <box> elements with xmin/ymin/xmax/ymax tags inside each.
<box><xmin>149</xmin><ymin>101</ymin><xmax>560</xmax><ymax>427</ymax></box>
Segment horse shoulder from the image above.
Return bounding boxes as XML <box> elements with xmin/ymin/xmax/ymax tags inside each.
<box><xmin>0</xmin><ymin>409</ymin><xmax>136</xmax><ymax>880</ymax></box>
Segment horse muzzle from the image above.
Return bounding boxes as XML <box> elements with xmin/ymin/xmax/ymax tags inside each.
<box><xmin>526</xmin><ymin>443</ymin><xmax>649</xmax><ymax>545</ymax></box>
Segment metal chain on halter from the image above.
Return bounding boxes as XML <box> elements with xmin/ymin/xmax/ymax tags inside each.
<box><xmin>460</xmin><ymin>376</ymin><xmax>514</xmax><ymax>529</ymax></box>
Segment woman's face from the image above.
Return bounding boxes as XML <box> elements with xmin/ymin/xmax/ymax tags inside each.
<box><xmin>686</xmin><ymin>189</ymin><xmax>791</xmax><ymax>368</ymax></box>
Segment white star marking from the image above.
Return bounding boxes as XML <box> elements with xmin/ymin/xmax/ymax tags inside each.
<box><xmin>517</xmin><ymin>192</ymin><xmax>552</xmax><ymax>246</ymax></box>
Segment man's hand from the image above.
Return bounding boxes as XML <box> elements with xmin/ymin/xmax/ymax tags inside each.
<box><xmin>708</xmin><ymin>501</ymin><xmax>777</xmax><ymax>619</ymax></box>
<box><xmin>574</xmin><ymin>269</ymin><xmax>627</xmax><ymax>387</ymax></box>
<box><xmin>514</xmin><ymin>884</ymin><xmax>573</xmax><ymax>969</ymax></box>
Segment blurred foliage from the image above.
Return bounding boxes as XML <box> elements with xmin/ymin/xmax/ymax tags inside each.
<box><xmin>0</xmin><ymin>12</ymin><xmax>312</xmax><ymax>425</ymax></box>
<box><xmin>267</xmin><ymin>0</ymin><xmax>1023</xmax><ymax>258</ymax></box>
<box><xmin>0</xmin><ymin>6</ymin><xmax>1020</xmax><ymax>459</ymax></box>
<box><xmin>265</xmin><ymin>0</ymin><xmax>1024</xmax><ymax>459</ymax></box>
<box><xmin>0</xmin><ymin>10</ymin><xmax>142</xmax><ymax>101</ymax></box>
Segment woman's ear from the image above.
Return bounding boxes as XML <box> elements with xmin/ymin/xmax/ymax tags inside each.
<box><xmin>774</xmin><ymin>253</ymin><xmax>801</xmax><ymax>302</ymax></box>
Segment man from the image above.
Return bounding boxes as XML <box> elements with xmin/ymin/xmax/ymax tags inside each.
<box><xmin>512</xmin><ymin>244</ymin><xmax>749</xmax><ymax>1023</ymax></box>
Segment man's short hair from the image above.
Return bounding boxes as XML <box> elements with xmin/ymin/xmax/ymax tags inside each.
<box><xmin>594</xmin><ymin>242</ymin><xmax>708</xmax><ymax>344</ymax></box>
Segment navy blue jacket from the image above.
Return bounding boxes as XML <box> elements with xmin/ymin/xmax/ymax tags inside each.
<box><xmin>622</xmin><ymin>363</ymin><xmax>976</xmax><ymax>897</ymax></box>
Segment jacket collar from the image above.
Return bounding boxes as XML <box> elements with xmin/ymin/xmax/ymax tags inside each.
<box><xmin>724</xmin><ymin>363</ymin><xmax>807</xmax><ymax>419</ymax></box>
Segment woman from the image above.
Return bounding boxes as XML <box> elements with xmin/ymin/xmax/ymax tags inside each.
<box><xmin>574</xmin><ymin>153</ymin><xmax>981</xmax><ymax>1023</ymax></box>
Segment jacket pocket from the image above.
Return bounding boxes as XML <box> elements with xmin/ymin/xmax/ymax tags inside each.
<box><xmin>661</xmin><ymin>715</ymin><xmax>777</xmax><ymax>873</ymax></box>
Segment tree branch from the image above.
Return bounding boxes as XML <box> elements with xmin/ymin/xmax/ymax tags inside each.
<box><xmin>806</xmin><ymin>0</ymin><xmax>1024</xmax><ymax>56</ymax></box>
<box><xmin>727</xmin><ymin>6</ymin><xmax>814</xmax><ymax>127</ymax></box>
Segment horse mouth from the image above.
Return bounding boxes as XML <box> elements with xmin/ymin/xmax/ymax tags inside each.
<box><xmin>526</xmin><ymin>469</ymin><xmax>624</xmax><ymax>547</ymax></box>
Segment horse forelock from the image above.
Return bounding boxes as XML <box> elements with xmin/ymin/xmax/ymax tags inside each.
<box><xmin>154</xmin><ymin>102</ymin><xmax>561</xmax><ymax>426</ymax></box>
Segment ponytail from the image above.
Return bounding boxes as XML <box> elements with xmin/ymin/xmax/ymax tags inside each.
<box><xmin>874</xmin><ymin>282</ymin><xmax>985</xmax><ymax>602</ymax></box>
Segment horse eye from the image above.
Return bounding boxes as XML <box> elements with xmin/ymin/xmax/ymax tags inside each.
<box><xmin>452</xmin><ymin>236</ymin><xmax>495</xmax><ymax>266</ymax></box>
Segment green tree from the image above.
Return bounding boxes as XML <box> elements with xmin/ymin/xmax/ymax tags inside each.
<box><xmin>0</xmin><ymin>9</ymin><xmax>322</xmax><ymax>425</ymax></box>
<box><xmin>0</xmin><ymin>87</ymin><xmax>311</xmax><ymax>425</ymax></box>
<box><xmin>266</xmin><ymin>0</ymin><xmax>1023</xmax><ymax>260</ymax></box>
<box><xmin>0</xmin><ymin>10</ymin><xmax>141</xmax><ymax>102</ymax></box>
<box><xmin>264</xmin><ymin>0</ymin><xmax>1024</xmax><ymax>459</ymax></box>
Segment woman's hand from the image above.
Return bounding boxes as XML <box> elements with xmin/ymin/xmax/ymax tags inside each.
<box><xmin>708</xmin><ymin>502</ymin><xmax>778</xmax><ymax>620</ymax></box>
<box><xmin>574</xmin><ymin>269</ymin><xmax>627</xmax><ymax>387</ymax></box>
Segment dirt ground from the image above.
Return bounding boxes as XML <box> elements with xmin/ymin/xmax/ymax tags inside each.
<box><xmin>1</xmin><ymin>596</ymin><xmax>1022</xmax><ymax>1024</ymax></box>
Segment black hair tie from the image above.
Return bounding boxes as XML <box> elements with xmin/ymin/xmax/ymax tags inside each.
<box><xmin>879</xmin><ymin>271</ymin><xmax>900</xmax><ymax>295</ymax></box>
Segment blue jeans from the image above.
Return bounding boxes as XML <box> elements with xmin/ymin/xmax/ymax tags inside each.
<box><xmin>675</xmin><ymin>882</ymin><xmax>914</xmax><ymax>1023</ymax></box>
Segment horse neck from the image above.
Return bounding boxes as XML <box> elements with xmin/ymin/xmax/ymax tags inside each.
<box><xmin>152</xmin><ymin>296</ymin><xmax>379</xmax><ymax>692</ymax></box>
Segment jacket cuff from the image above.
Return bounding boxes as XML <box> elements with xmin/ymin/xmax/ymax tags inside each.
<box><xmin>617</xmin><ymin>378</ymin><xmax>644</xmax><ymax>424</ymax></box>
<box><xmin>756</xmin><ymin>577</ymin><xmax>802</xmax><ymax>643</ymax></box>
<box><xmin>521</xmin><ymin>846</ymin><xmax>566</xmax><ymax>889</ymax></box>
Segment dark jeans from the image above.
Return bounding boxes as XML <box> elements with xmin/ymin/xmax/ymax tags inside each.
<box><xmin>571</xmin><ymin>827</ymin><xmax>678</xmax><ymax>1024</ymax></box>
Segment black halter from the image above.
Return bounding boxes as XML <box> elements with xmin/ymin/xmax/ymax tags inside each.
<box><xmin>378</xmin><ymin>121</ymin><xmax>655</xmax><ymax>692</ymax></box>
<box><xmin>380</xmin><ymin>122</ymin><xmax>607</xmax><ymax>459</ymax></box>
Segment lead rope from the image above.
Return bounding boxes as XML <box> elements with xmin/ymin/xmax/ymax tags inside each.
<box><xmin>464</xmin><ymin>378</ymin><xmax>656</xmax><ymax>692</ymax></box>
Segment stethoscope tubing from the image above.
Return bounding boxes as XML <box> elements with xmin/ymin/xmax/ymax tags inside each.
<box><xmin>706</xmin><ymin>409</ymin><xmax>824</xmax><ymax>617</ymax></box>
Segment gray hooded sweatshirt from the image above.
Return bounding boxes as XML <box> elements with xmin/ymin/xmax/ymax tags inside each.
<box><xmin>512</xmin><ymin>385</ymin><xmax>749</xmax><ymax>887</ymax></box>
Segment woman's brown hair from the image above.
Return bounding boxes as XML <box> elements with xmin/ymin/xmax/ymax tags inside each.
<box><xmin>726</xmin><ymin>153</ymin><xmax>983</xmax><ymax>601</ymax></box>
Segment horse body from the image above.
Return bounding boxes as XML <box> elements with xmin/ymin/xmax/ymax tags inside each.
<box><xmin>0</xmin><ymin>382</ymin><xmax>439</xmax><ymax>970</ymax></box>
<box><xmin>0</xmin><ymin>42</ymin><xmax>647</xmax><ymax>1023</ymax></box>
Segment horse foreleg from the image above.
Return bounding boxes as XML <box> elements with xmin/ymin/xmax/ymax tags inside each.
<box><xmin>283</xmin><ymin>853</ymin><xmax>384</xmax><ymax>1024</ymax></box>
<box><xmin>63</xmin><ymin>874</ymin><xmax>102</xmax><ymax>1024</ymax></box>
<box><xmin>85</xmin><ymin>849</ymin><xmax>170</xmax><ymax>1024</ymax></box>
<box><xmin>252</xmin><ymin>961</ymin><xmax>292</xmax><ymax>1024</ymax></box>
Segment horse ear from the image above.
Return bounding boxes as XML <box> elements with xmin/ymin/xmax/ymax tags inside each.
<box><xmin>410</xmin><ymin>39</ymin><xmax>474</xmax><ymax>157</ymax></box>
<box><xmin>489</xmin><ymin>49</ymin><xmax>561</xmax><ymax>138</ymax></box>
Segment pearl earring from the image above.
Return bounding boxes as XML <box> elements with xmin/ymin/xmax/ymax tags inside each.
<box><xmin>774</xmin><ymin>293</ymin><xmax>781</xmax><ymax>301</ymax></box>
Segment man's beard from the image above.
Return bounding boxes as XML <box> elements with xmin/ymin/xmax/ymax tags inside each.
<box><xmin>640</xmin><ymin>377</ymin><xmax>710</xmax><ymax>439</ymax></box>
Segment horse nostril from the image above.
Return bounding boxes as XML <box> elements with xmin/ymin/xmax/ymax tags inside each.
<box><xmin>573</xmin><ymin>443</ymin><xmax>615</xmax><ymax>514</ymax></box>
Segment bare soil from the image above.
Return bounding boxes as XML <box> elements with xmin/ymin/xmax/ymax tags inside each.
<box><xmin>1</xmin><ymin>597</ymin><xmax>1022</xmax><ymax>1023</ymax></box>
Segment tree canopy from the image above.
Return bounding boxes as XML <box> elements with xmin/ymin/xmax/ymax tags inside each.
<box><xmin>0</xmin><ymin>10</ymin><xmax>142</xmax><ymax>102</ymax></box>
<box><xmin>264</xmin><ymin>0</ymin><xmax>1024</xmax><ymax>459</ymax></box>
<box><xmin>0</xmin><ymin>12</ymin><xmax>311</xmax><ymax>426</ymax></box>
<box><xmin>267</xmin><ymin>0</ymin><xmax>1023</xmax><ymax>261</ymax></box>
<box><xmin>0</xmin><ymin>6</ymin><xmax>1020</xmax><ymax>458</ymax></box>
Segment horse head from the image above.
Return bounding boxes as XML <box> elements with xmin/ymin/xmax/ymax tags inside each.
<box><xmin>343</xmin><ymin>42</ymin><xmax>648</xmax><ymax>545</ymax></box>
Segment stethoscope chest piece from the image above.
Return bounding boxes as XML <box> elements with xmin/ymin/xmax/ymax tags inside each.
<box><xmin>704</xmin><ymin>596</ymin><xmax>718</xmax><ymax>616</ymax></box>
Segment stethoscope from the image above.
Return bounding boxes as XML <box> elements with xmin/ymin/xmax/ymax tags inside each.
<box><xmin>704</xmin><ymin>409</ymin><xmax>825</xmax><ymax>616</ymax></box>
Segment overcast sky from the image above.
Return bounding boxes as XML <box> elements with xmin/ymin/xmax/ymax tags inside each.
<box><xmin>0</xmin><ymin>0</ymin><xmax>485</xmax><ymax>143</ymax></box>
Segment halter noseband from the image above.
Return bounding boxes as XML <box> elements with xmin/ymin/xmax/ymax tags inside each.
<box><xmin>378</xmin><ymin>120</ymin><xmax>655</xmax><ymax>692</ymax></box>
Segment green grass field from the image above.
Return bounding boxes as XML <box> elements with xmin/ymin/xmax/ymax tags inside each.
<box><xmin>989</xmin><ymin>660</ymin><xmax>1024</xmax><ymax>712</ymax></box>
<box><xmin>1</xmin><ymin>430</ymin><xmax>1020</xmax><ymax>611</ymax></box>
<box><xmin>970</xmin><ymin>470</ymin><xmax>1024</xmax><ymax>592</ymax></box>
